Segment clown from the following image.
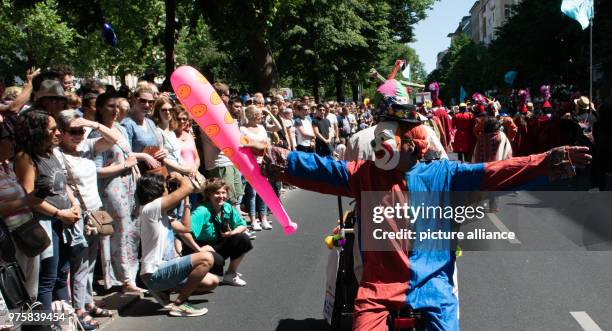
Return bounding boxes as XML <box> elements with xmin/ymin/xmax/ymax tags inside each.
<box><xmin>243</xmin><ymin>90</ymin><xmax>590</xmax><ymax>330</ymax></box>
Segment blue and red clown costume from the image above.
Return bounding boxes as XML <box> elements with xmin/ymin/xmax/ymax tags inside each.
<box><xmin>265</xmin><ymin>143</ymin><xmax>556</xmax><ymax>330</ymax></box>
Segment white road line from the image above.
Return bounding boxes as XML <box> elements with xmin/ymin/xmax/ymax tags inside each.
<box><xmin>570</xmin><ymin>312</ymin><xmax>603</xmax><ymax>331</ymax></box>
<box><xmin>487</xmin><ymin>213</ymin><xmax>521</xmax><ymax>244</ymax></box>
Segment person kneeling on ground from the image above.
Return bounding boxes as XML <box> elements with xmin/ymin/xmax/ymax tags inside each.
<box><xmin>179</xmin><ymin>178</ymin><xmax>252</xmax><ymax>287</ymax></box>
<box><xmin>137</xmin><ymin>172</ymin><xmax>219</xmax><ymax>317</ymax></box>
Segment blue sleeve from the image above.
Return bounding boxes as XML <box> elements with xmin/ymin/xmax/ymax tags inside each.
<box><xmin>294</xmin><ymin>117</ymin><xmax>302</xmax><ymax>127</ymax></box>
<box><xmin>120</xmin><ymin>119</ymin><xmax>134</xmax><ymax>149</ymax></box>
<box><xmin>452</xmin><ymin>162</ymin><xmax>485</xmax><ymax>191</ymax></box>
<box><xmin>284</xmin><ymin>151</ymin><xmax>353</xmax><ymax>197</ymax></box>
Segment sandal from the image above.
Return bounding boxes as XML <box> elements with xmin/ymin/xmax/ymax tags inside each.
<box><xmin>122</xmin><ymin>283</ymin><xmax>148</xmax><ymax>294</ymax></box>
<box><xmin>77</xmin><ymin>312</ymin><xmax>99</xmax><ymax>330</ymax></box>
<box><xmin>87</xmin><ymin>305</ymin><xmax>114</xmax><ymax>318</ymax></box>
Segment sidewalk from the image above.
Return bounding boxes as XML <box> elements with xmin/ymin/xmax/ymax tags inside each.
<box><xmin>93</xmin><ymin>290</ymin><xmax>142</xmax><ymax>329</ymax></box>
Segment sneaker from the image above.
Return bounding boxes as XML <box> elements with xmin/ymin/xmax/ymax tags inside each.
<box><xmin>252</xmin><ymin>222</ymin><xmax>262</xmax><ymax>231</ymax></box>
<box><xmin>261</xmin><ymin>219</ymin><xmax>272</xmax><ymax>230</ymax></box>
<box><xmin>223</xmin><ymin>272</ymin><xmax>247</xmax><ymax>286</ymax></box>
<box><xmin>149</xmin><ymin>290</ymin><xmax>171</xmax><ymax>308</ymax></box>
<box><xmin>245</xmin><ymin>229</ymin><xmax>257</xmax><ymax>240</ymax></box>
<box><xmin>168</xmin><ymin>302</ymin><xmax>208</xmax><ymax>317</ymax></box>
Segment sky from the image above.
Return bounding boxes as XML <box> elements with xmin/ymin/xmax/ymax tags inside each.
<box><xmin>410</xmin><ymin>0</ymin><xmax>476</xmax><ymax>74</ymax></box>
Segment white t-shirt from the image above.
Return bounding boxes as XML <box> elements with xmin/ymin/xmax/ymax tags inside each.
<box><xmin>59</xmin><ymin>138</ymin><xmax>103</xmax><ymax>210</ymax></box>
<box><xmin>326</xmin><ymin>113</ymin><xmax>338</xmax><ymax>139</ymax></box>
<box><xmin>140</xmin><ymin>198</ymin><xmax>173</xmax><ymax>275</ymax></box>
<box><xmin>294</xmin><ymin>117</ymin><xmax>314</xmax><ymax>147</ymax></box>
<box><xmin>240</xmin><ymin>125</ymin><xmax>269</xmax><ymax>164</ymax></box>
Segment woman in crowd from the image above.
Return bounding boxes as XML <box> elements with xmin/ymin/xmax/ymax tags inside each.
<box><xmin>180</xmin><ymin>179</ymin><xmax>251</xmax><ymax>286</ymax></box>
<box><xmin>239</xmin><ymin>105</ymin><xmax>271</xmax><ymax>231</ymax></box>
<box><xmin>174</xmin><ymin>107</ymin><xmax>200</xmax><ymax>175</ymax></box>
<box><xmin>94</xmin><ymin>93</ymin><xmax>148</xmax><ymax>294</ymax></box>
<box><xmin>14</xmin><ymin>110</ymin><xmax>80</xmax><ymax>312</ymax></box>
<box><xmin>0</xmin><ymin>118</ymin><xmax>39</xmax><ymax>300</ymax></box>
<box><xmin>56</xmin><ymin>110</ymin><xmax>121</xmax><ymax>328</ymax></box>
<box><xmin>121</xmin><ymin>87</ymin><xmax>167</xmax><ymax>164</ymax></box>
<box><xmin>152</xmin><ymin>98</ymin><xmax>194</xmax><ymax>176</ymax></box>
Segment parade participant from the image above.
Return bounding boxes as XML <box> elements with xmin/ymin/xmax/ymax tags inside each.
<box><xmin>512</xmin><ymin>90</ymin><xmax>531</xmax><ymax>156</ymax></box>
<box><xmin>243</xmin><ymin>96</ymin><xmax>591</xmax><ymax>330</ymax></box>
<box><xmin>432</xmin><ymin>99</ymin><xmax>452</xmax><ymax>152</ymax></box>
<box><xmin>500</xmin><ymin>112</ymin><xmax>518</xmax><ymax>142</ymax></box>
<box><xmin>452</xmin><ymin>102</ymin><xmax>475</xmax><ymax>162</ymax></box>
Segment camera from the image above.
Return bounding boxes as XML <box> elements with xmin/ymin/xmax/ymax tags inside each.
<box><xmin>166</xmin><ymin>179</ymin><xmax>180</xmax><ymax>193</ymax></box>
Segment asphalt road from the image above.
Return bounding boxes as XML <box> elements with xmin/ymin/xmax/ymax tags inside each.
<box><xmin>107</xmin><ymin>185</ymin><xmax>612</xmax><ymax>330</ymax></box>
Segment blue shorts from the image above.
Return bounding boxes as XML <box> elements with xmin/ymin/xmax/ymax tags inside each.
<box><xmin>142</xmin><ymin>255</ymin><xmax>192</xmax><ymax>291</ymax></box>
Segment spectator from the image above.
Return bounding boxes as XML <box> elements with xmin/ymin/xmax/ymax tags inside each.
<box><xmin>280</xmin><ymin>107</ymin><xmax>296</xmax><ymax>151</ymax></box>
<box><xmin>94</xmin><ymin>93</ymin><xmax>147</xmax><ymax>294</ymax></box>
<box><xmin>78</xmin><ymin>78</ymin><xmax>106</xmax><ymax>96</ymax></box>
<box><xmin>175</xmin><ymin>108</ymin><xmax>200</xmax><ymax>176</ymax></box>
<box><xmin>80</xmin><ymin>93</ymin><xmax>98</xmax><ymax>123</ymax></box>
<box><xmin>312</xmin><ymin>104</ymin><xmax>332</xmax><ymax>156</ymax></box>
<box><xmin>325</xmin><ymin>105</ymin><xmax>339</xmax><ymax>146</ymax></box>
<box><xmin>0</xmin><ymin>118</ymin><xmax>38</xmax><ymax>300</ymax></box>
<box><xmin>33</xmin><ymin>80</ymin><xmax>67</xmax><ymax>118</ymax></box>
<box><xmin>137</xmin><ymin>173</ymin><xmax>217</xmax><ymax>316</ymax></box>
<box><xmin>121</xmin><ymin>87</ymin><xmax>166</xmax><ymax>166</ymax></box>
<box><xmin>294</xmin><ymin>104</ymin><xmax>315</xmax><ymax>153</ymax></box>
<box><xmin>116</xmin><ymin>97</ymin><xmax>130</xmax><ymax>122</ymax></box>
<box><xmin>240</xmin><ymin>105</ymin><xmax>271</xmax><ymax>231</ymax></box>
<box><xmin>14</xmin><ymin>110</ymin><xmax>80</xmax><ymax>312</ymax></box>
<box><xmin>56</xmin><ymin>110</ymin><xmax>121</xmax><ymax>327</ymax></box>
<box><xmin>337</xmin><ymin>106</ymin><xmax>352</xmax><ymax>140</ymax></box>
<box><xmin>66</xmin><ymin>91</ymin><xmax>82</xmax><ymax>111</ymax></box>
<box><xmin>180</xmin><ymin>179</ymin><xmax>252</xmax><ymax>286</ymax></box>
<box><xmin>152</xmin><ymin>97</ymin><xmax>194</xmax><ymax>175</ymax></box>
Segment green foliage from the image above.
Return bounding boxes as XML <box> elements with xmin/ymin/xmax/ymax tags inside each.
<box><xmin>0</xmin><ymin>0</ymin><xmax>77</xmax><ymax>79</ymax></box>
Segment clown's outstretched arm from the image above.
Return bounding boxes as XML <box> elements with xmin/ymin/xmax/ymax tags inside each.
<box><xmin>453</xmin><ymin>146</ymin><xmax>592</xmax><ymax>191</ymax></box>
<box><xmin>258</xmin><ymin>146</ymin><xmax>356</xmax><ymax>198</ymax></box>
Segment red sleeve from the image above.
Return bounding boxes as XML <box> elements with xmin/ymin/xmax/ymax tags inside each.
<box><xmin>481</xmin><ymin>153</ymin><xmax>549</xmax><ymax>191</ymax></box>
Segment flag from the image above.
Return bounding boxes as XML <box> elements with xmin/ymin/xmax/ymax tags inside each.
<box><xmin>459</xmin><ymin>86</ymin><xmax>467</xmax><ymax>103</ymax></box>
<box><xmin>402</xmin><ymin>63</ymin><xmax>411</xmax><ymax>81</ymax></box>
<box><xmin>504</xmin><ymin>71</ymin><xmax>518</xmax><ymax>85</ymax></box>
<box><xmin>561</xmin><ymin>0</ymin><xmax>594</xmax><ymax>30</ymax></box>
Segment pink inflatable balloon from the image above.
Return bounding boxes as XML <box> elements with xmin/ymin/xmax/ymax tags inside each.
<box><xmin>170</xmin><ymin>66</ymin><xmax>298</xmax><ymax>235</ymax></box>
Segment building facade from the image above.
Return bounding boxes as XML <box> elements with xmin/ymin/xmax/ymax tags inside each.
<box><xmin>469</xmin><ymin>0</ymin><xmax>521</xmax><ymax>45</ymax></box>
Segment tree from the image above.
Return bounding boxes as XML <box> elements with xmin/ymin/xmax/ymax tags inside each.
<box><xmin>0</xmin><ymin>0</ymin><xmax>77</xmax><ymax>80</ymax></box>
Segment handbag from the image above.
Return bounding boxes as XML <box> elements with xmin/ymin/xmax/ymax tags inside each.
<box><xmin>11</xmin><ymin>218</ymin><xmax>51</xmax><ymax>257</ymax></box>
<box><xmin>61</xmin><ymin>153</ymin><xmax>114</xmax><ymax>236</ymax></box>
<box><xmin>0</xmin><ymin>261</ymin><xmax>31</xmax><ymax>310</ymax></box>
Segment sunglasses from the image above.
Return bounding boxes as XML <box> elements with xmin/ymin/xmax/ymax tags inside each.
<box><xmin>178</xmin><ymin>117</ymin><xmax>190</xmax><ymax>122</ymax></box>
<box><xmin>138</xmin><ymin>98</ymin><xmax>154</xmax><ymax>105</ymax></box>
<box><xmin>65</xmin><ymin>128</ymin><xmax>85</xmax><ymax>136</ymax></box>
<box><xmin>160</xmin><ymin>107</ymin><xmax>173</xmax><ymax>112</ymax></box>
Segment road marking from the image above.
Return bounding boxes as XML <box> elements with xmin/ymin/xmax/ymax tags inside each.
<box><xmin>487</xmin><ymin>213</ymin><xmax>521</xmax><ymax>244</ymax></box>
<box><xmin>570</xmin><ymin>312</ymin><xmax>602</xmax><ymax>331</ymax></box>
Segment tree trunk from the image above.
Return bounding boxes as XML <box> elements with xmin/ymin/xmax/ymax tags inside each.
<box><xmin>312</xmin><ymin>71</ymin><xmax>320</xmax><ymax>103</ymax></box>
<box><xmin>162</xmin><ymin>0</ymin><xmax>176</xmax><ymax>91</ymax></box>
<box><xmin>245</xmin><ymin>33</ymin><xmax>278</xmax><ymax>93</ymax></box>
<box><xmin>335</xmin><ymin>71</ymin><xmax>345</xmax><ymax>102</ymax></box>
<box><xmin>351</xmin><ymin>84</ymin><xmax>359</xmax><ymax>103</ymax></box>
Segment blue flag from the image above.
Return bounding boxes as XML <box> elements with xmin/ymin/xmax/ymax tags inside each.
<box><xmin>561</xmin><ymin>0</ymin><xmax>594</xmax><ymax>30</ymax></box>
<box><xmin>459</xmin><ymin>86</ymin><xmax>466</xmax><ymax>103</ymax></box>
<box><xmin>504</xmin><ymin>71</ymin><xmax>517</xmax><ymax>85</ymax></box>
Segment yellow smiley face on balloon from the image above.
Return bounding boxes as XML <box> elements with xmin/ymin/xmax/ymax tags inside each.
<box><xmin>210</xmin><ymin>92</ymin><xmax>222</xmax><ymax>105</ymax></box>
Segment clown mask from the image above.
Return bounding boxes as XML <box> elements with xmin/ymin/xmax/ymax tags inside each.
<box><xmin>371</xmin><ymin>121</ymin><xmax>400</xmax><ymax>170</ymax></box>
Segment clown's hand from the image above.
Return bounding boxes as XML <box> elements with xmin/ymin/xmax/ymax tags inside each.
<box><xmin>548</xmin><ymin>146</ymin><xmax>591</xmax><ymax>181</ymax></box>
